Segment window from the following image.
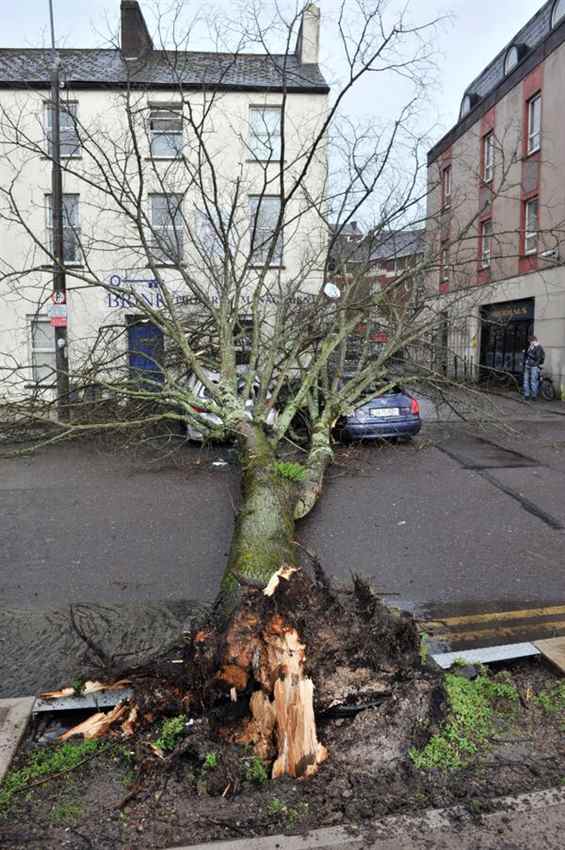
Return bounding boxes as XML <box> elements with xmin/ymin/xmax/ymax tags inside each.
<box><xmin>504</xmin><ymin>46</ymin><xmax>519</xmax><ymax>76</ymax></box>
<box><xmin>527</xmin><ymin>94</ymin><xmax>541</xmax><ymax>154</ymax></box>
<box><xmin>524</xmin><ymin>197</ymin><xmax>539</xmax><ymax>255</ymax></box>
<box><xmin>30</xmin><ymin>318</ymin><xmax>56</xmax><ymax>384</ymax></box>
<box><xmin>441</xmin><ymin>246</ymin><xmax>449</xmax><ymax>283</ymax></box>
<box><xmin>442</xmin><ymin>165</ymin><xmax>452</xmax><ymax>208</ymax></box>
<box><xmin>46</xmin><ymin>101</ymin><xmax>80</xmax><ymax>158</ymax></box>
<box><xmin>460</xmin><ymin>94</ymin><xmax>472</xmax><ymax>118</ymax></box>
<box><xmin>46</xmin><ymin>194</ymin><xmax>80</xmax><ymax>263</ymax></box>
<box><xmin>249</xmin><ymin>196</ymin><xmax>283</xmax><ymax>265</ymax></box>
<box><xmin>249</xmin><ymin>107</ymin><xmax>282</xmax><ymax>161</ymax></box>
<box><xmin>195</xmin><ymin>209</ymin><xmax>227</xmax><ymax>258</ymax></box>
<box><xmin>150</xmin><ymin>194</ymin><xmax>184</xmax><ymax>263</ymax></box>
<box><xmin>483</xmin><ymin>132</ymin><xmax>494</xmax><ymax>182</ymax></box>
<box><xmin>480</xmin><ymin>219</ymin><xmax>493</xmax><ymax>268</ymax></box>
<box><xmin>552</xmin><ymin>0</ymin><xmax>565</xmax><ymax>29</ymax></box>
<box><xmin>149</xmin><ymin>108</ymin><xmax>183</xmax><ymax>158</ymax></box>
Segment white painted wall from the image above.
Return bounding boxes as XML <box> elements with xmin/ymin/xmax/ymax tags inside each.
<box><xmin>0</xmin><ymin>83</ymin><xmax>328</xmax><ymax>397</ymax></box>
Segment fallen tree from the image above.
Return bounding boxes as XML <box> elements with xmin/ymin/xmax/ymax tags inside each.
<box><xmin>0</xmin><ymin>0</ymin><xmax>491</xmax><ymax>780</ymax></box>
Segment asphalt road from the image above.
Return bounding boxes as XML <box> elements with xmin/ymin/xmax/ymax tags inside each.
<box><xmin>1</xmin><ymin>403</ymin><xmax>565</xmax><ymax>694</ymax></box>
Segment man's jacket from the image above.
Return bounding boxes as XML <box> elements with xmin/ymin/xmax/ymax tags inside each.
<box><xmin>525</xmin><ymin>344</ymin><xmax>545</xmax><ymax>367</ymax></box>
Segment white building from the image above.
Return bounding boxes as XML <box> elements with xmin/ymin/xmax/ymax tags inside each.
<box><xmin>0</xmin><ymin>1</ymin><xmax>329</xmax><ymax>397</ymax></box>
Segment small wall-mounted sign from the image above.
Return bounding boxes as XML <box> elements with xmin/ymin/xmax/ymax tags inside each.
<box><xmin>49</xmin><ymin>291</ymin><xmax>68</xmax><ymax>327</ymax></box>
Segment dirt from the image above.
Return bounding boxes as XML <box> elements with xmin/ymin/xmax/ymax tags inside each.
<box><xmin>1</xmin><ymin>574</ymin><xmax>564</xmax><ymax>849</ymax></box>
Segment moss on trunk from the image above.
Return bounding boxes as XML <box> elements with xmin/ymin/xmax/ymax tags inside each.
<box><xmin>217</xmin><ymin>425</ymin><xmax>298</xmax><ymax>615</ymax></box>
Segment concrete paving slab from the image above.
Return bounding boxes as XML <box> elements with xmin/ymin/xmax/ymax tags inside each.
<box><xmin>535</xmin><ymin>636</ymin><xmax>565</xmax><ymax>674</ymax></box>
<box><xmin>0</xmin><ymin>697</ymin><xmax>34</xmax><ymax>781</ymax></box>
<box><xmin>168</xmin><ymin>787</ymin><xmax>565</xmax><ymax>850</ymax></box>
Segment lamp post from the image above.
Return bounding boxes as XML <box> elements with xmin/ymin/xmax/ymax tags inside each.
<box><xmin>48</xmin><ymin>0</ymin><xmax>70</xmax><ymax>420</ymax></box>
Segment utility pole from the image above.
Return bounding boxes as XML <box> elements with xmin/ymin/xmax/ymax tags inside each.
<box><xmin>48</xmin><ymin>0</ymin><xmax>70</xmax><ymax>420</ymax></box>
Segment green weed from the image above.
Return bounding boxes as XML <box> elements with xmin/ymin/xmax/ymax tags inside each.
<box><xmin>244</xmin><ymin>755</ymin><xmax>268</xmax><ymax>784</ymax></box>
<box><xmin>0</xmin><ymin>740</ymin><xmax>101</xmax><ymax>815</ymax></box>
<box><xmin>266</xmin><ymin>798</ymin><xmax>308</xmax><ymax>823</ymax></box>
<box><xmin>48</xmin><ymin>800</ymin><xmax>83</xmax><ymax>825</ymax></box>
<box><xmin>536</xmin><ymin>682</ymin><xmax>565</xmax><ymax>715</ymax></box>
<box><xmin>203</xmin><ymin>752</ymin><xmax>218</xmax><ymax>769</ymax></box>
<box><xmin>419</xmin><ymin>633</ymin><xmax>430</xmax><ymax>664</ymax></box>
<box><xmin>154</xmin><ymin>715</ymin><xmax>188</xmax><ymax>753</ymax></box>
<box><xmin>409</xmin><ymin>672</ymin><xmax>518</xmax><ymax>771</ymax></box>
<box><xmin>274</xmin><ymin>461</ymin><xmax>306</xmax><ymax>482</ymax></box>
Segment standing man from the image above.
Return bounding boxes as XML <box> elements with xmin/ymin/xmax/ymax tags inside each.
<box><xmin>523</xmin><ymin>335</ymin><xmax>545</xmax><ymax>401</ymax></box>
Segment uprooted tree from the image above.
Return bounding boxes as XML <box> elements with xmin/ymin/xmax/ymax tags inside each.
<box><xmin>0</xmin><ymin>0</ymin><xmax>508</xmax><ymax>777</ymax></box>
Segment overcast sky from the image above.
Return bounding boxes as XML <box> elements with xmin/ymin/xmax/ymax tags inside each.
<box><xmin>2</xmin><ymin>0</ymin><xmax>546</xmax><ymax>144</ymax></box>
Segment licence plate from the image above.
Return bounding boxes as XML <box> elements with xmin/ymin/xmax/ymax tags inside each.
<box><xmin>370</xmin><ymin>407</ymin><xmax>400</xmax><ymax>417</ymax></box>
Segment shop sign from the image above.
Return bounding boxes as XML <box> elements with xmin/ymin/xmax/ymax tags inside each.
<box><xmin>482</xmin><ymin>298</ymin><xmax>534</xmax><ymax>323</ymax></box>
<box><xmin>106</xmin><ymin>273</ymin><xmax>317</xmax><ymax>310</ymax></box>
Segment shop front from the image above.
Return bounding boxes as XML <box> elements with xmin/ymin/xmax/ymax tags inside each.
<box><xmin>479</xmin><ymin>298</ymin><xmax>535</xmax><ymax>382</ymax></box>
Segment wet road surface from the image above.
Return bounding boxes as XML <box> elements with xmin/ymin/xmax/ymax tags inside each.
<box><xmin>1</xmin><ymin>414</ymin><xmax>565</xmax><ymax>695</ymax></box>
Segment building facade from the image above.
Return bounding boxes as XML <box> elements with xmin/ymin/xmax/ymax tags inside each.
<box><xmin>0</xmin><ymin>1</ymin><xmax>329</xmax><ymax>398</ymax></box>
<box><xmin>427</xmin><ymin>0</ymin><xmax>565</xmax><ymax>392</ymax></box>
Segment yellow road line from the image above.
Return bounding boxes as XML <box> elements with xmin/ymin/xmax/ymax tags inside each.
<box><xmin>428</xmin><ymin>619</ymin><xmax>565</xmax><ymax>645</ymax></box>
<box><xmin>423</xmin><ymin>603</ymin><xmax>565</xmax><ymax>630</ymax></box>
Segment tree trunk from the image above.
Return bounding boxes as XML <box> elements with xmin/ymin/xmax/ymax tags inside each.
<box><xmin>218</xmin><ymin>424</ymin><xmax>297</xmax><ymax>616</ymax></box>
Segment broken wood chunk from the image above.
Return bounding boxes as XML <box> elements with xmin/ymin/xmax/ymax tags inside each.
<box><xmin>39</xmin><ymin>679</ymin><xmax>130</xmax><ymax>700</ymax></box>
<box><xmin>59</xmin><ymin>703</ymin><xmax>128</xmax><ymax>741</ymax></box>
<box><xmin>263</xmin><ymin>564</ymin><xmax>298</xmax><ymax>597</ymax></box>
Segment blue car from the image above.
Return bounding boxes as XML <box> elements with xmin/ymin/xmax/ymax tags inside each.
<box><xmin>334</xmin><ymin>383</ymin><xmax>422</xmax><ymax>442</ymax></box>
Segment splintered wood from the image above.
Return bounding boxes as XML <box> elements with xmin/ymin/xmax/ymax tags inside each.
<box><xmin>220</xmin><ymin>571</ymin><xmax>328</xmax><ymax>780</ymax></box>
<box><xmin>262</xmin><ymin>616</ymin><xmax>327</xmax><ymax>779</ymax></box>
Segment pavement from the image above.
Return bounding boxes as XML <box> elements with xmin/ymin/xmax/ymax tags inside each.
<box><xmin>1</xmin><ymin>394</ymin><xmax>565</xmax><ymax>695</ymax></box>
<box><xmin>172</xmin><ymin>787</ymin><xmax>565</xmax><ymax>849</ymax></box>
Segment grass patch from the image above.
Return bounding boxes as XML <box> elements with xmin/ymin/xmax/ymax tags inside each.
<box><xmin>409</xmin><ymin>672</ymin><xmax>518</xmax><ymax>770</ymax></box>
<box><xmin>536</xmin><ymin>682</ymin><xmax>565</xmax><ymax>715</ymax></box>
<box><xmin>0</xmin><ymin>739</ymin><xmax>101</xmax><ymax>816</ymax></box>
<box><xmin>266</xmin><ymin>798</ymin><xmax>309</xmax><ymax>824</ymax></box>
<box><xmin>274</xmin><ymin>461</ymin><xmax>306</xmax><ymax>482</ymax></box>
<box><xmin>48</xmin><ymin>800</ymin><xmax>83</xmax><ymax>825</ymax></box>
<box><xmin>154</xmin><ymin>715</ymin><xmax>188</xmax><ymax>753</ymax></box>
<box><xmin>243</xmin><ymin>755</ymin><xmax>268</xmax><ymax>785</ymax></box>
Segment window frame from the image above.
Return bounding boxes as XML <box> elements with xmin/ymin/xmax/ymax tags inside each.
<box><xmin>148</xmin><ymin>107</ymin><xmax>183</xmax><ymax>159</ymax></box>
<box><xmin>524</xmin><ymin>197</ymin><xmax>539</xmax><ymax>256</ymax></box>
<box><xmin>45</xmin><ymin>193</ymin><xmax>81</xmax><ymax>265</ymax></box>
<box><xmin>551</xmin><ymin>0</ymin><xmax>565</xmax><ymax>29</ymax></box>
<box><xmin>45</xmin><ymin>100</ymin><xmax>80</xmax><ymax>159</ymax></box>
<box><xmin>482</xmin><ymin>131</ymin><xmax>495</xmax><ymax>183</ymax></box>
<box><xmin>248</xmin><ymin>106</ymin><xmax>282</xmax><ymax>162</ymax></box>
<box><xmin>527</xmin><ymin>93</ymin><xmax>542</xmax><ymax>155</ymax></box>
<box><xmin>504</xmin><ymin>46</ymin><xmax>519</xmax><ymax>76</ymax></box>
<box><xmin>30</xmin><ymin>317</ymin><xmax>56</xmax><ymax>384</ymax></box>
<box><xmin>248</xmin><ymin>195</ymin><xmax>284</xmax><ymax>266</ymax></box>
<box><xmin>149</xmin><ymin>193</ymin><xmax>185</xmax><ymax>264</ymax></box>
<box><xmin>442</xmin><ymin>164</ymin><xmax>452</xmax><ymax>209</ymax></box>
<box><xmin>480</xmin><ymin>219</ymin><xmax>493</xmax><ymax>268</ymax></box>
<box><xmin>440</xmin><ymin>246</ymin><xmax>450</xmax><ymax>284</ymax></box>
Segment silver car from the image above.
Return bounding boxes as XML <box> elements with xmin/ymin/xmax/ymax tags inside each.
<box><xmin>182</xmin><ymin>370</ymin><xmax>277</xmax><ymax>441</ymax></box>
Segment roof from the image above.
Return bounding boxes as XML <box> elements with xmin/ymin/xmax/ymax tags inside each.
<box><xmin>462</xmin><ymin>1</ymin><xmax>552</xmax><ymax>104</ymax></box>
<box><xmin>364</xmin><ymin>228</ymin><xmax>426</xmax><ymax>263</ymax></box>
<box><xmin>329</xmin><ymin>228</ymin><xmax>425</xmax><ymax>268</ymax></box>
<box><xmin>0</xmin><ymin>48</ymin><xmax>329</xmax><ymax>93</ymax></box>
<box><xmin>429</xmin><ymin>0</ymin><xmax>565</xmax><ymax>163</ymax></box>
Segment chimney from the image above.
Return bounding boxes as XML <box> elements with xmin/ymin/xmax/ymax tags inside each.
<box><xmin>121</xmin><ymin>1</ymin><xmax>153</xmax><ymax>60</ymax></box>
<box><xmin>295</xmin><ymin>4</ymin><xmax>320</xmax><ymax>65</ymax></box>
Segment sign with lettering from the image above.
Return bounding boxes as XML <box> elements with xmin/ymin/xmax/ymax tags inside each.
<box><xmin>482</xmin><ymin>298</ymin><xmax>534</xmax><ymax>323</ymax></box>
<box><xmin>48</xmin><ymin>302</ymin><xmax>68</xmax><ymax>327</ymax></box>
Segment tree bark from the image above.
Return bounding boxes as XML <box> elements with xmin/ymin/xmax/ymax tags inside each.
<box><xmin>217</xmin><ymin>424</ymin><xmax>298</xmax><ymax>616</ymax></box>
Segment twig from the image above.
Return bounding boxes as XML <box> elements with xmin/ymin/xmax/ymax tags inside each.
<box><xmin>12</xmin><ymin>751</ymin><xmax>101</xmax><ymax>796</ymax></box>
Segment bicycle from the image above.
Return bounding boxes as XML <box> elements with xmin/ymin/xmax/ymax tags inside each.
<box><xmin>539</xmin><ymin>369</ymin><xmax>556</xmax><ymax>401</ymax></box>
